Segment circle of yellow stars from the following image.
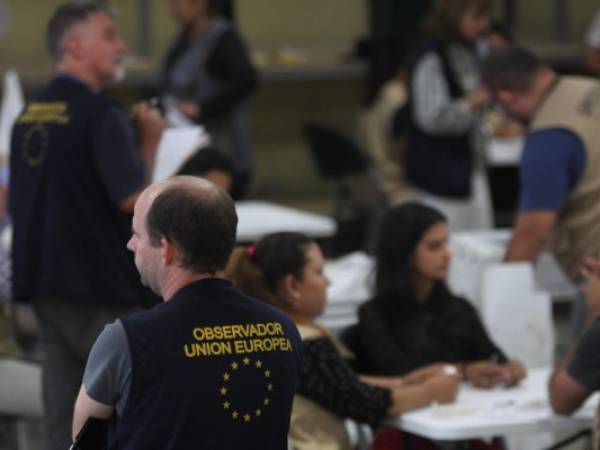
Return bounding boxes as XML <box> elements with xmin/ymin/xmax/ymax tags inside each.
<box><xmin>22</xmin><ymin>123</ymin><xmax>49</xmax><ymax>168</ymax></box>
<box><xmin>219</xmin><ymin>357</ymin><xmax>275</xmax><ymax>423</ymax></box>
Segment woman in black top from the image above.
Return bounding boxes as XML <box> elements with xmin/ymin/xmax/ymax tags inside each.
<box><xmin>226</xmin><ymin>232</ymin><xmax>459</xmax><ymax>450</ymax></box>
<box><xmin>159</xmin><ymin>0</ymin><xmax>258</xmax><ymax>198</ymax></box>
<box><xmin>356</xmin><ymin>202</ymin><xmax>525</xmax><ymax>389</ymax></box>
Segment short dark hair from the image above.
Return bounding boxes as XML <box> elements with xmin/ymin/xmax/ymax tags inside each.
<box><xmin>481</xmin><ymin>45</ymin><xmax>546</xmax><ymax>93</ymax></box>
<box><xmin>146</xmin><ymin>183</ymin><xmax>238</xmax><ymax>273</ymax></box>
<box><xmin>176</xmin><ymin>147</ymin><xmax>234</xmax><ymax>177</ymax></box>
<box><xmin>46</xmin><ymin>2</ymin><xmax>115</xmax><ymax>61</ymax></box>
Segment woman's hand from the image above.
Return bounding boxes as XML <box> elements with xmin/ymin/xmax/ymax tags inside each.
<box><xmin>423</xmin><ymin>373</ymin><xmax>461</xmax><ymax>404</ymax></box>
<box><xmin>502</xmin><ymin>360</ymin><xmax>526</xmax><ymax>386</ymax></box>
<box><xmin>464</xmin><ymin>360</ymin><xmax>526</xmax><ymax>388</ymax></box>
<box><xmin>464</xmin><ymin>361</ymin><xmax>506</xmax><ymax>388</ymax></box>
<box><xmin>387</xmin><ymin>371</ymin><xmax>460</xmax><ymax>416</ymax></box>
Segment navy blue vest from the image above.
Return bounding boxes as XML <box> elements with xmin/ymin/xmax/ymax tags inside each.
<box><xmin>9</xmin><ymin>76</ymin><xmax>157</xmax><ymax>306</ymax></box>
<box><xmin>405</xmin><ymin>41</ymin><xmax>473</xmax><ymax>199</ymax></box>
<box><xmin>112</xmin><ymin>278</ymin><xmax>302</xmax><ymax>450</ymax></box>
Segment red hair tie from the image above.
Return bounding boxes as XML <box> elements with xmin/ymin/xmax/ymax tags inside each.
<box><xmin>245</xmin><ymin>244</ymin><xmax>256</xmax><ymax>259</ymax></box>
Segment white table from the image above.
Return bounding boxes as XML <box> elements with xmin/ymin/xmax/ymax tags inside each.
<box><xmin>235</xmin><ymin>201</ymin><xmax>336</xmax><ymax>243</ymax></box>
<box><xmin>0</xmin><ymin>358</ymin><xmax>42</xmax><ymax>418</ymax></box>
<box><xmin>393</xmin><ymin>368</ymin><xmax>596</xmax><ymax>441</ymax></box>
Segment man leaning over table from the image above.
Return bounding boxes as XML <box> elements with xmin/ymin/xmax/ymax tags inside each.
<box><xmin>549</xmin><ymin>257</ymin><xmax>600</xmax><ymax>448</ymax></box>
<box><xmin>481</xmin><ymin>46</ymin><xmax>600</xmax><ymax>283</ymax></box>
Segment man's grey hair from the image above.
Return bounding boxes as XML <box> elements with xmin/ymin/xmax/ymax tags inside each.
<box><xmin>481</xmin><ymin>45</ymin><xmax>546</xmax><ymax>93</ymax></box>
<box><xmin>46</xmin><ymin>2</ymin><xmax>115</xmax><ymax>61</ymax></box>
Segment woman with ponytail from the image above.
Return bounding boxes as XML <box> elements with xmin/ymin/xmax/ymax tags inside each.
<box><xmin>226</xmin><ymin>232</ymin><xmax>460</xmax><ymax>450</ymax></box>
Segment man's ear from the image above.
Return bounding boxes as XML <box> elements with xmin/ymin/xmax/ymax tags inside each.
<box><xmin>160</xmin><ymin>237</ymin><xmax>176</xmax><ymax>266</ymax></box>
<box><xmin>62</xmin><ymin>31</ymin><xmax>85</xmax><ymax>60</ymax></box>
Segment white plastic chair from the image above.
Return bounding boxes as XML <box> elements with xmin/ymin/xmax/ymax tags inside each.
<box><xmin>480</xmin><ymin>262</ymin><xmax>554</xmax><ymax>369</ymax></box>
<box><xmin>480</xmin><ymin>262</ymin><xmax>557</xmax><ymax>450</ymax></box>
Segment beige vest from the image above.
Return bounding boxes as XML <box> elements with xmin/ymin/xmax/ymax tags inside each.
<box><xmin>288</xmin><ymin>323</ymin><xmax>354</xmax><ymax>450</ymax></box>
<box><xmin>530</xmin><ymin>76</ymin><xmax>600</xmax><ymax>280</ymax></box>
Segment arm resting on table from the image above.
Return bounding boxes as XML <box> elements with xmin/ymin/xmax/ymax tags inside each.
<box><xmin>388</xmin><ymin>374</ymin><xmax>460</xmax><ymax>417</ymax></box>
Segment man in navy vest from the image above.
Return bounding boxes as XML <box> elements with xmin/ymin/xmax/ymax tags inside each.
<box><xmin>9</xmin><ymin>3</ymin><xmax>164</xmax><ymax>450</ymax></box>
<box><xmin>72</xmin><ymin>176</ymin><xmax>303</xmax><ymax>449</ymax></box>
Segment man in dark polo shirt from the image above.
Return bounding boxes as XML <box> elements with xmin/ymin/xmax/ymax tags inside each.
<box><xmin>9</xmin><ymin>3</ymin><xmax>164</xmax><ymax>450</ymax></box>
<box><xmin>73</xmin><ymin>176</ymin><xmax>303</xmax><ymax>449</ymax></box>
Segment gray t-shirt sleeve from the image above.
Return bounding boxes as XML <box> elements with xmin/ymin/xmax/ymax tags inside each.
<box><xmin>567</xmin><ymin>318</ymin><xmax>600</xmax><ymax>392</ymax></box>
<box><xmin>83</xmin><ymin>319</ymin><xmax>131</xmax><ymax>416</ymax></box>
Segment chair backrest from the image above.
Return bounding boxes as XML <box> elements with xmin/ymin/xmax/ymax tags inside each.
<box><xmin>480</xmin><ymin>262</ymin><xmax>554</xmax><ymax>369</ymax></box>
<box><xmin>303</xmin><ymin>122</ymin><xmax>370</xmax><ymax>178</ymax></box>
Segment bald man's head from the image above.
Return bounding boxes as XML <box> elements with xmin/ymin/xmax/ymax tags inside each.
<box><xmin>142</xmin><ymin>176</ymin><xmax>238</xmax><ymax>273</ymax></box>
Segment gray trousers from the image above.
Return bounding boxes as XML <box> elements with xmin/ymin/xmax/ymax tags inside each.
<box><xmin>33</xmin><ymin>299</ymin><xmax>134</xmax><ymax>450</ymax></box>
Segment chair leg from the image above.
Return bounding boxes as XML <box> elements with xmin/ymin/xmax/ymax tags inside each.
<box><xmin>15</xmin><ymin>419</ymin><xmax>31</xmax><ymax>450</ymax></box>
<box><xmin>542</xmin><ymin>428</ymin><xmax>591</xmax><ymax>450</ymax></box>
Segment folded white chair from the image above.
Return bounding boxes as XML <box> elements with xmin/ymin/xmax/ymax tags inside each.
<box><xmin>480</xmin><ymin>263</ymin><xmax>557</xmax><ymax>450</ymax></box>
<box><xmin>480</xmin><ymin>262</ymin><xmax>554</xmax><ymax>369</ymax></box>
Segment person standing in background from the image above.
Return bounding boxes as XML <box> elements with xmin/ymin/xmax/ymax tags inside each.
<box><xmin>159</xmin><ymin>0</ymin><xmax>258</xmax><ymax>199</ymax></box>
<box><xmin>9</xmin><ymin>3</ymin><xmax>164</xmax><ymax>449</ymax></box>
<box><xmin>405</xmin><ymin>0</ymin><xmax>493</xmax><ymax>231</ymax></box>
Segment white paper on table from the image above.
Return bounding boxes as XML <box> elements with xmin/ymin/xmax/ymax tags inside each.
<box><xmin>486</xmin><ymin>137</ymin><xmax>524</xmax><ymax>166</ymax></box>
<box><xmin>429</xmin><ymin>398</ymin><xmax>550</xmax><ymax>422</ymax></box>
<box><xmin>152</xmin><ymin>126</ymin><xmax>210</xmax><ymax>182</ymax></box>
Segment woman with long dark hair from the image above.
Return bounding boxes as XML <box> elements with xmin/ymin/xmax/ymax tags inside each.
<box><xmin>226</xmin><ymin>232</ymin><xmax>460</xmax><ymax>450</ymax></box>
<box><xmin>354</xmin><ymin>203</ymin><xmax>525</xmax><ymax>449</ymax></box>
<box><xmin>356</xmin><ymin>202</ymin><xmax>525</xmax><ymax>385</ymax></box>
